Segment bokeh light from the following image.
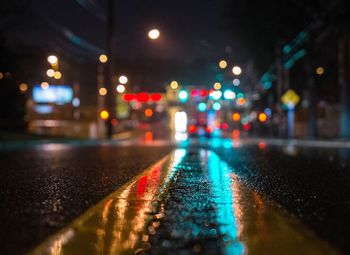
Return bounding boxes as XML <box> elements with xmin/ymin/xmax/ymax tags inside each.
<box><xmin>72</xmin><ymin>97</ymin><xmax>80</xmax><ymax>107</ymax></box>
<box><xmin>223</xmin><ymin>90</ymin><xmax>236</xmax><ymax>100</ymax></box>
<box><xmin>99</xmin><ymin>87</ymin><xmax>107</xmax><ymax>96</ymax></box>
<box><xmin>258</xmin><ymin>112</ymin><xmax>267</xmax><ymax>122</ymax></box>
<box><xmin>232</xmin><ymin>113</ymin><xmax>241</xmax><ymax>122</ymax></box>
<box><xmin>213</xmin><ymin>102</ymin><xmax>221</xmax><ymax>111</ymax></box>
<box><xmin>210</xmin><ymin>90</ymin><xmax>222</xmax><ymax>100</ymax></box>
<box><xmin>232</xmin><ymin>66</ymin><xmax>242</xmax><ymax>75</ymax></box>
<box><xmin>145</xmin><ymin>108</ymin><xmax>153</xmax><ymax>117</ymax></box>
<box><xmin>41</xmin><ymin>82</ymin><xmax>49</xmax><ymax>90</ymax></box>
<box><xmin>178</xmin><ymin>90</ymin><xmax>189</xmax><ymax>102</ymax></box>
<box><xmin>100</xmin><ymin>110</ymin><xmax>109</xmax><ymax>120</ymax></box>
<box><xmin>119</xmin><ymin>75</ymin><xmax>128</xmax><ymax>84</ymax></box>
<box><xmin>19</xmin><ymin>83</ymin><xmax>28</xmax><ymax>93</ymax></box>
<box><xmin>219</xmin><ymin>60</ymin><xmax>227</xmax><ymax>69</ymax></box>
<box><xmin>148</xmin><ymin>29</ymin><xmax>160</xmax><ymax>40</ymax></box>
<box><xmin>53</xmin><ymin>71</ymin><xmax>62</xmax><ymax>79</ymax></box>
<box><xmin>233</xmin><ymin>78</ymin><xmax>240</xmax><ymax>86</ymax></box>
<box><xmin>170</xmin><ymin>81</ymin><xmax>179</xmax><ymax>89</ymax></box>
<box><xmin>47</xmin><ymin>55</ymin><xmax>58</xmax><ymax>65</ymax></box>
<box><xmin>46</xmin><ymin>69</ymin><xmax>55</xmax><ymax>77</ymax></box>
<box><xmin>99</xmin><ymin>54</ymin><xmax>108</xmax><ymax>63</ymax></box>
<box><xmin>316</xmin><ymin>66</ymin><xmax>324</xmax><ymax>75</ymax></box>
<box><xmin>198</xmin><ymin>102</ymin><xmax>207</xmax><ymax>112</ymax></box>
<box><xmin>213</xmin><ymin>82</ymin><xmax>222</xmax><ymax>90</ymax></box>
<box><xmin>116</xmin><ymin>84</ymin><xmax>126</xmax><ymax>93</ymax></box>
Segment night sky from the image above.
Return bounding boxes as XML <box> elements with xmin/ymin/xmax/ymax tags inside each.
<box><xmin>2</xmin><ymin>1</ymin><xmax>343</xmax><ymax>106</ymax></box>
<box><xmin>31</xmin><ymin>0</ymin><xmax>233</xmax><ymax>63</ymax></box>
<box><xmin>6</xmin><ymin>0</ymin><xmax>237</xmax><ymax>103</ymax></box>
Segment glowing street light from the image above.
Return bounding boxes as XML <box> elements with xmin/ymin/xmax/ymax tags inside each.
<box><xmin>116</xmin><ymin>84</ymin><xmax>126</xmax><ymax>93</ymax></box>
<box><xmin>18</xmin><ymin>83</ymin><xmax>28</xmax><ymax>93</ymax></box>
<box><xmin>118</xmin><ymin>75</ymin><xmax>128</xmax><ymax>84</ymax></box>
<box><xmin>219</xmin><ymin>60</ymin><xmax>227</xmax><ymax>69</ymax></box>
<box><xmin>170</xmin><ymin>81</ymin><xmax>179</xmax><ymax>90</ymax></box>
<box><xmin>233</xmin><ymin>78</ymin><xmax>240</xmax><ymax>86</ymax></box>
<box><xmin>213</xmin><ymin>82</ymin><xmax>222</xmax><ymax>90</ymax></box>
<box><xmin>46</xmin><ymin>69</ymin><xmax>55</xmax><ymax>77</ymax></box>
<box><xmin>232</xmin><ymin>66</ymin><xmax>242</xmax><ymax>75</ymax></box>
<box><xmin>99</xmin><ymin>54</ymin><xmax>108</xmax><ymax>63</ymax></box>
<box><xmin>99</xmin><ymin>87</ymin><xmax>107</xmax><ymax>96</ymax></box>
<box><xmin>53</xmin><ymin>71</ymin><xmax>62</xmax><ymax>80</ymax></box>
<box><xmin>148</xmin><ymin>29</ymin><xmax>160</xmax><ymax>40</ymax></box>
<box><xmin>47</xmin><ymin>55</ymin><xmax>58</xmax><ymax>65</ymax></box>
<box><xmin>316</xmin><ymin>66</ymin><xmax>324</xmax><ymax>75</ymax></box>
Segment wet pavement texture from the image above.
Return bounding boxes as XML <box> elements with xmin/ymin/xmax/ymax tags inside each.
<box><xmin>208</xmin><ymin>141</ymin><xmax>350</xmax><ymax>254</ymax></box>
<box><xmin>1</xmin><ymin>139</ymin><xmax>350</xmax><ymax>254</ymax></box>
<box><xmin>0</xmin><ymin>143</ymin><xmax>172</xmax><ymax>255</ymax></box>
<box><xmin>145</xmin><ymin>149</ymin><xmax>338</xmax><ymax>255</ymax></box>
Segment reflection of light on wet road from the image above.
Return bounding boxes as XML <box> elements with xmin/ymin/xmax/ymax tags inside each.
<box><xmin>31</xmin><ymin>148</ymin><xmax>340</xmax><ymax>255</ymax></box>
<box><xmin>202</xmin><ymin>150</ymin><xmax>245</xmax><ymax>254</ymax></box>
<box><xmin>37</xmin><ymin>143</ymin><xmax>70</xmax><ymax>151</ymax></box>
<box><xmin>30</xmin><ymin>149</ymin><xmax>186</xmax><ymax>255</ymax></box>
<box><xmin>202</xmin><ymin>150</ymin><xmax>339</xmax><ymax>255</ymax></box>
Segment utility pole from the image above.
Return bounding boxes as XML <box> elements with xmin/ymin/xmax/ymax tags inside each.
<box><xmin>339</xmin><ymin>32</ymin><xmax>350</xmax><ymax>139</ymax></box>
<box><xmin>106</xmin><ymin>0</ymin><xmax>116</xmax><ymax>139</ymax></box>
<box><xmin>276</xmin><ymin>44</ymin><xmax>284</xmax><ymax>137</ymax></box>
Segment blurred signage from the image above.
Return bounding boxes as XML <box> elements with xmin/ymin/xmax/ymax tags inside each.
<box><xmin>281</xmin><ymin>89</ymin><xmax>300</xmax><ymax>108</ymax></box>
<box><xmin>33</xmin><ymin>85</ymin><xmax>73</xmax><ymax>104</ymax></box>
<box><xmin>34</xmin><ymin>105</ymin><xmax>54</xmax><ymax>114</ymax></box>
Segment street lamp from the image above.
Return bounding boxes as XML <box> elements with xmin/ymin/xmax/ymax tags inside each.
<box><xmin>214</xmin><ymin>82</ymin><xmax>222</xmax><ymax>90</ymax></box>
<box><xmin>118</xmin><ymin>75</ymin><xmax>128</xmax><ymax>84</ymax></box>
<box><xmin>53</xmin><ymin>71</ymin><xmax>62</xmax><ymax>80</ymax></box>
<box><xmin>116</xmin><ymin>84</ymin><xmax>125</xmax><ymax>93</ymax></box>
<box><xmin>232</xmin><ymin>66</ymin><xmax>242</xmax><ymax>75</ymax></box>
<box><xmin>170</xmin><ymin>81</ymin><xmax>179</xmax><ymax>90</ymax></box>
<box><xmin>148</xmin><ymin>29</ymin><xmax>160</xmax><ymax>40</ymax></box>
<box><xmin>99</xmin><ymin>54</ymin><xmax>108</xmax><ymax>63</ymax></box>
<box><xmin>46</xmin><ymin>69</ymin><xmax>55</xmax><ymax>77</ymax></box>
<box><xmin>219</xmin><ymin>60</ymin><xmax>227</xmax><ymax>69</ymax></box>
<box><xmin>47</xmin><ymin>55</ymin><xmax>58</xmax><ymax>65</ymax></box>
<box><xmin>99</xmin><ymin>87</ymin><xmax>107</xmax><ymax>96</ymax></box>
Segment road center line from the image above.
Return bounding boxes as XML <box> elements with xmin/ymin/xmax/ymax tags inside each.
<box><xmin>30</xmin><ymin>149</ymin><xmax>186</xmax><ymax>255</ymax></box>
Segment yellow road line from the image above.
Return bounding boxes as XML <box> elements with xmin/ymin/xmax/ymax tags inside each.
<box><xmin>30</xmin><ymin>149</ymin><xmax>186</xmax><ymax>255</ymax></box>
<box><xmin>29</xmin><ymin>148</ymin><xmax>342</xmax><ymax>255</ymax></box>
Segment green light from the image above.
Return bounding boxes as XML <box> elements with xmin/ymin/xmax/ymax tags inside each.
<box><xmin>236</xmin><ymin>92</ymin><xmax>244</xmax><ymax>99</ymax></box>
<box><xmin>178</xmin><ymin>90</ymin><xmax>189</xmax><ymax>102</ymax></box>
<box><xmin>213</xmin><ymin>102</ymin><xmax>221</xmax><ymax>111</ymax></box>
<box><xmin>198</xmin><ymin>102</ymin><xmax>207</xmax><ymax>112</ymax></box>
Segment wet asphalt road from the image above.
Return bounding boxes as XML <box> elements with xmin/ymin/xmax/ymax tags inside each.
<box><xmin>1</xmin><ymin>139</ymin><xmax>350</xmax><ymax>254</ymax></box>
<box><xmin>0</xmin><ymin>143</ymin><xmax>172</xmax><ymax>255</ymax></box>
<box><xmin>211</xmin><ymin>141</ymin><xmax>350</xmax><ymax>254</ymax></box>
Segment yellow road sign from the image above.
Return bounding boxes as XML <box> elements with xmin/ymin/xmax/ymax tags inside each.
<box><xmin>281</xmin><ymin>89</ymin><xmax>300</xmax><ymax>106</ymax></box>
